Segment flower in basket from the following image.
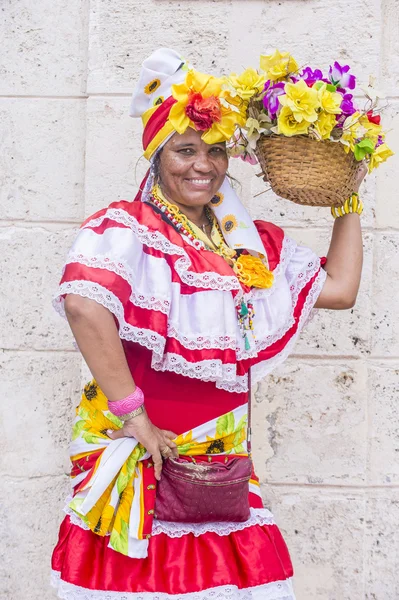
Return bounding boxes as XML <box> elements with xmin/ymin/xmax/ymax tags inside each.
<box><xmin>226</xmin><ymin>68</ymin><xmax>266</xmax><ymax>102</ymax></box>
<box><xmin>169</xmin><ymin>70</ymin><xmax>244</xmax><ymax>143</ymax></box>
<box><xmin>226</xmin><ymin>50</ymin><xmax>393</xmax><ymax>175</ymax></box>
<box><xmin>260</xmin><ymin>49</ymin><xmax>299</xmax><ymax>82</ymax></box>
<box><xmin>328</xmin><ymin>61</ymin><xmax>356</xmax><ymax>90</ymax></box>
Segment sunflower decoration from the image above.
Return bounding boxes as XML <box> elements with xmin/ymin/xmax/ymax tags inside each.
<box><xmin>169</xmin><ymin>70</ymin><xmax>245</xmax><ymax>144</ymax></box>
<box><xmin>144</xmin><ymin>78</ymin><xmax>161</xmax><ymax>95</ymax></box>
<box><xmin>153</xmin><ymin>95</ymin><xmax>164</xmax><ymax>106</ymax></box>
<box><xmin>221</xmin><ymin>214</ymin><xmax>238</xmax><ymax>234</ymax></box>
<box><xmin>210</xmin><ymin>192</ymin><xmax>224</xmax><ymax>207</ymax></box>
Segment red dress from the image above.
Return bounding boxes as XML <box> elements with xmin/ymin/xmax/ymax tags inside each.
<box><xmin>51</xmin><ymin>198</ymin><xmax>326</xmax><ymax>599</ymax></box>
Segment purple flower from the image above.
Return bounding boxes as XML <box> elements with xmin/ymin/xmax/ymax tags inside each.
<box><xmin>340</xmin><ymin>93</ymin><xmax>356</xmax><ymax>116</ymax></box>
<box><xmin>328</xmin><ymin>61</ymin><xmax>356</xmax><ymax>90</ymax></box>
<box><xmin>376</xmin><ymin>135</ymin><xmax>384</xmax><ymax>149</ymax></box>
<box><xmin>263</xmin><ymin>81</ymin><xmax>285</xmax><ymax>119</ymax></box>
<box><xmin>300</xmin><ymin>67</ymin><xmax>324</xmax><ymax>86</ymax></box>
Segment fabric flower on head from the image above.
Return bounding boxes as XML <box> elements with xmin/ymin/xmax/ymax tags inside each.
<box><xmin>328</xmin><ymin>61</ymin><xmax>356</xmax><ymax>90</ymax></box>
<box><xmin>279</xmin><ymin>80</ymin><xmax>320</xmax><ymax>123</ymax></box>
<box><xmin>227</xmin><ymin>68</ymin><xmax>266</xmax><ymax>102</ymax></box>
<box><xmin>262</xmin><ymin>81</ymin><xmax>286</xmax><ymax>119</ymax></box>
<box><xmin>277</xmin><ymin>106</ymin><xmax>311</xmax><ymax>136</ymax></box>
<box><xmin>260</xmin><ymin>50</ymin><xmax>299</xmax><ymax>82</ymax></box>
<box><xmin>169</xmin><ymin>70</ymin><xmax>244</xmax><ymax>144</ymax></box>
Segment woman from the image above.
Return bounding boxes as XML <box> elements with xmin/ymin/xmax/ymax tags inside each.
<box><xmin>51</xmin><ymin>48</ymin><xmax>365</xmax><ymax>599</ymax></box>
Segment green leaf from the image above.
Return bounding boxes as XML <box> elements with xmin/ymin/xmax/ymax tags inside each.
<box><xmin>72</xmin><ymin>420</ymin><xmax>86</xmax><ymax>440</ymax></box>
<box><xmin>236</xmin><ymin>414</ymin><xmax>247</xmax><ymax>432</ymax></box>
<box><xmin>216</xmin><ymin>412</ymin><xmax>235</xmax><ymax>436</ymax></box>
<box><xmin>234</xmin><ymin>444</ymin><xmax>246</xmax><ymax>454</ymax></box>
<box><xmin>177</xmin><ymin>444</ymin><xmax>191</xmax><ymax>455</ymax></box>
<box><xmin>77</xmin><ymin>407</ymin><xmax>90</xmax><ymax>420</ymax></box>
<box><xmin>354</xmin><ymin>138</ymin><xmax>375</xmax><ymax>161</ymax></box>
<box><xmin>326</xmin><ymin>83</ymin><xmax>337</xmax><ymax>92</ymax></box>
<box><xmin>116</xmin><ymin>471</ymin><xmax>129</xmax><ymax>496</ymax></box>
<box><xmin>110</xmin><ymin>519</ymin><xmax>129</xmax><ymax>555</ymax></box>
<box><xmin>313</xmin><ymin>81</ymin><xmax>324</xmax><ymax>90</ymax></box>
<box><xmin>104</xmin><ymin>411</ymin><xmax>123</xmax><ymax>428</ymax></box>
<box><xmin>82</xmin><ymin>432</ymin><xmax>105</xmax><ymax>445</ymax></box>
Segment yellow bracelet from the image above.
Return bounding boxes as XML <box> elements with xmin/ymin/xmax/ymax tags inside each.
<box><xmin>331</xmin><ymin>193</ymin><xmax>363</xmax><ymax>219</ymax></box>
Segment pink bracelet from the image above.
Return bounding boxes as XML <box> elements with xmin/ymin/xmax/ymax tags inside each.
<box><xmin>108</xmin><ymin>387</ymin><xmax>145</xmax><ymax>418</ymax></box>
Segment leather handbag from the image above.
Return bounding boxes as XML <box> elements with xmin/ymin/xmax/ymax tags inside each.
<box><xmin>154</xmin><ymin>370</ymin><xmax>253</xmax><ymax>523</ymax></box>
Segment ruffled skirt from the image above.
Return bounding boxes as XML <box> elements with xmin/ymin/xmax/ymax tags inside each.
<box><xmin>51</xmin><ymin>505</ymin><xmax>295</xmax><ymax>600</ymax></box>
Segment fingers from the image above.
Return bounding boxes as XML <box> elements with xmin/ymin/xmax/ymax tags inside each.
<box><xmin>163</xmin><ymin>430</ymin><xmax>178</xmax><ymax>440</ymax></box>
<box><xmin>152</xmin><ymin>450</ymin><xmax>163</xmax><ymax>481</ymax></box>
<box><xmin>106</xmin><ymin>428</ymin><xmax>126</xmax><ymax>440</ymax></box>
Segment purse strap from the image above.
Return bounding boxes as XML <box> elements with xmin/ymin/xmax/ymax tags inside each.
<box><xmin>247</xmin><ymin>368</ymin><xmax>252</xmax><ymax>459</ymax></box>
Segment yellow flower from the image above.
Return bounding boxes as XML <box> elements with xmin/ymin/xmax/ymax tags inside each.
<box><xmin>260</xmin><ymin>49</ymin><xmax>299</xmax><ymax>82</ymax></box>
<box><xmin>277</xmin><ymin>106</ymin><xmax>312</xmax><ymax>137</ymax></box>
<box><xmin>368</xmin><ymin>143</ymin><xmax>394</xmax><ymax>172</ymax></box>
<box><xmin>279</xmin><ymin>80</ymin><xmax>320</xmax><ymax>123</ymax></box>
<box><xmin>314</xmin><ymin>111</ymin><xmax>337</xmax><ymax>140</ymax></box>
<box><xmin>113</xmin><ymin>482</ymin><xmax>134</xmax><ymax>535</ymax></box>
<box><xmin>340</xmin><ymin>112</ymin><xmax>382</xmax><ymax>154</ymax></box>
<box><xmin>359</xmin><ymin>114</ymin><xmax>382</xmax><ymax>144</ymax></box>
<box><xmin>317</xmin><ymin>84</ymin><xmax>343</xmax><ymax>115</ymax></box>
<box><xmin>169</xmin><ymin>69</ymin><xmax>244</xmax><ymax>144</ymax></box>
<box><xmin>227</xmin><ymin>68</ymin><xmax>266</xmax><ymax>101</ymax></box>
<box><xmin>233</xmin><ymin>254</ymin><xmax>274</xmax><ymax>289</ymax></box>
<box><xmin>144</xmin><ymin>78</ymin><xmax>161</xmax><ymax>95</ymax></box>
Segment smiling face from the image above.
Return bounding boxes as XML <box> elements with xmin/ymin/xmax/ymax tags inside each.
<box><xmin>157</xmin><ymin>128</ymin><xmax>229</xmax><ymax>213</ymax></box>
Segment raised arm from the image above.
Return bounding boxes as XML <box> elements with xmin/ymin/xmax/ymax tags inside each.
<box><xmin>314</xmin><ymin>165</ymin><xmax>367</xmax><ymax>310</ymax></box>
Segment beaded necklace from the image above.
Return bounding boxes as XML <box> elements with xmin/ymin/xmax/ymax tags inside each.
<box><xmin>148</xmin><ymin>185</ymin><xmax>272</xmax><ymax>352</ymax></box>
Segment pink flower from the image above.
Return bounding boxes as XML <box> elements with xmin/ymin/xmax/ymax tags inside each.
<box><xmin>328</xmin><ymin>62</ymin><xmax>356</xmax><ymax>90</ymax></box>
<box><xmin>262</xmin><ymin>81</ymin><xmax>285</xmax><ymax>119</ymax></box>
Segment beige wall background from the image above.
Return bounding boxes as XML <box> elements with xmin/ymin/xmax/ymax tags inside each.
<box><xmin>1</xmin><ymin>1</ymin><xmax>398</xmax><ymax>599</ymax></box>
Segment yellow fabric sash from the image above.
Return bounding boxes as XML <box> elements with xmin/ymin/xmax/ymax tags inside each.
<box><xmin>68</xmin><ymin>381</ymin><xmax>249</xmax><ymax>558</ymax></box>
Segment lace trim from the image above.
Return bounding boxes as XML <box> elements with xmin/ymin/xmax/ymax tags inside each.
<box><xmin>54</xmin><ymin>281</ymin><xmax>166</xmax><ymax>358</ymax></box>
<box><xmin>253</xmin><ymin>257</ymin><xmax>321</xmax><ymax>355</ymax></box>
<box><xmin>167</xmin><ymin>326</ymin><xmax>237</xmax><ymax>351</ymax></box>
<box><xmin>62</xmin><ymin>239</ymin><xmax>318</xmax><ymax>360</ymax></box>
<box><xmin>251</xmin><ymin>236</ymin><xmax>296</xmax><ymax>299</ymax></box>
<box><xmin>83</xmin><ymin>208</ymin><xmax>241</xmax><ymax>292</ymax></box>
<box><xmin>54</xmin><ymin>282</ymin><xmax>246</xmax><ymax>392</ymax></box>
<box><xmin>152</xmin><ymin>508</ymin><xmax>275</xmax><ymax>538</ymax></box>
<box><xmin>251</xmin><ymin>268</ymin><xmax>327</xmax><ymax>386</ymax></box>
<box><xmin>151</xmin><ymin>352</ymin><xmax>248</xmax><ymax>393</ymax></box>
<box><xmin>51</xmin><ymin>571</ymin><xmax>296</xmax><ymax>600</ymax></box>
<box><xmin>64</xmin><ymin>503</ymin><xmax>274</xmax><ymax>539</ymax></box>
<box><xmin>65</xmin><ymin>252</ymin><xmax>171</xmax><ymax>315</ymax></box>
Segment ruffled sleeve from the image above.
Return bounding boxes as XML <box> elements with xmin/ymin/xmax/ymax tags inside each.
<box><xmin>248</xmin><ymin>220</ymin><xmax>327</xmax><ymax>385</ymax></box>
<box><xmin>53</xmin><ymin>203</ymin><xmax>326</xmax><ymax>393</ymax></box>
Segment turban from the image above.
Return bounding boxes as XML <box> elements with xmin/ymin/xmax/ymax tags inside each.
<box><xmin>129</xmin><ymin>48</ymin><xmax>270</xmax><ymax>265</ymax></box>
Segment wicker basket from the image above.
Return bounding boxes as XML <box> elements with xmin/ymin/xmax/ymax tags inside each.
<box><xmin>255</xmin><ymin>135</ymin><xmax>361</xmax><ymax>207</ymax></box>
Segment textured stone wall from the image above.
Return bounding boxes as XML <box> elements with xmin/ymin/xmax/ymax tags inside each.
<box><xmin>1</xmin><ymin>1</ymin><xmax>398</xmax><ymax>598</ymax></box>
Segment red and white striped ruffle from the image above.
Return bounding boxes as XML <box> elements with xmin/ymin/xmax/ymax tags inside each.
<box><xmin>54</xmin><ymin>200</ymin><xmax>326</xmax><ymax>392</ymax></box>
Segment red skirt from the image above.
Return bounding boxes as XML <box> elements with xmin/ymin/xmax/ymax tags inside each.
<box><xmin>52</xmin><ymin>509</ymin><xmax>294</xmax><ymax>599</ymax></box>
<box><xmin>52</xmin><ymin>351</ymin><xmax>295</xmax><ymax>599</ymax></box>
